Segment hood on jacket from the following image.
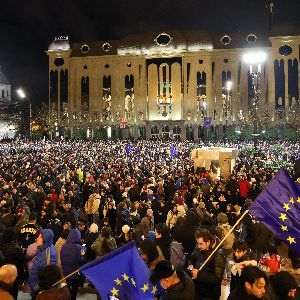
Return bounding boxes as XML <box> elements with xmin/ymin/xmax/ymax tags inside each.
<box><xmin>41</xmin><ymin>229</ymin><xmax>54</xmax><ymax>249</ymax></box>
<box><xmin>66</xmin><ymin>229</ymin><xmax>81</xmax><ymax>244</ymax></box>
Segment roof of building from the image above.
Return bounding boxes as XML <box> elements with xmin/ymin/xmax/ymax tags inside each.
<box><xmin>48</xmin><ymin>37</ymin><xmax>70</xmax><ymax>51</ymax></box>
<box><xmin>49</xmin><ymin>25</ymin><xmax>300</xmax><ymax>57</ymax></box>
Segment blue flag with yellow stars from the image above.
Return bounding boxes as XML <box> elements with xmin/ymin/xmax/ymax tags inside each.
<box><xmin>125</xmin><ymin>144</ymin><xmax>131</xmax><ymax>154</ymax></box>
<box><xmin>80</xmin><ymin>241</ymin><xmax>158</xmax><ymax>300</ymax></box>
<box><xmin>170</xmin><ymin>145</ymin><xmax>176</xmax><ymax>157</ymax></box>
<box><xmin>249</xmin><ymin>168</ymin><xmax>300</xmax><ymax>255</ymax></box>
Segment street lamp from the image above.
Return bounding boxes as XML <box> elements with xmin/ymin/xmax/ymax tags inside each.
<box><xmin>16</xmin><ymin>88</ymin><xmax>32</xmax><ymax>141</ymax></box>
<box><xmin>243</xmin><ymin>51</ymin><xmax>267</xmax><ymax>150</ymax></box>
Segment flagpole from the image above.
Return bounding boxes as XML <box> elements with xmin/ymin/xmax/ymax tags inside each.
<box><xmin>52</xmin><ymin>268</ymin><xmax>81</xmax><ymax>287</ymax></box>
<box><xmin>198</xmin><ymin>209</ymin><xmax>249</xmax><ymax>271</ymax></box>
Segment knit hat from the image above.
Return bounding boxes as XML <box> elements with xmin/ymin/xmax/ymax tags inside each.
<box><xmin>122</xmin><ymin>224</ymin><xmax>131</xmax><ymax>234</ymax></box>
<box><xmin>150</xmin><ymin>260</ymin><xmax>175</xmax><ymax>283</ymax></box>
<box><xmin>217</xmin><ymin>212</ymin><xmax>228</xmax><ymax>224</ymax></box>
<box><xmin>89</xmin><ymin>223</ymin><xmax>98</xmax><ymax>233</ymax></box>
<box><xmin>271</xmin><ymin>271</ymin><xmax>298</xmax><ymax>297</ymax></box>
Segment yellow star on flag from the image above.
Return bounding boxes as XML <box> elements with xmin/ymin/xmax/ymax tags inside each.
<box><xmin>131</xmin><ymin>278</ymin><xmax>136</xmax><ymax>287</ymax></box>
<box><xmin>287</xmin><ymin>236</ymin><xmax>296</xmax><ymax>244</ymax></box>
<box><xmin>110</xmin><ymin>287</ymin><xmax>119</xmax><ymax>296</ymax></box>
<box><xmin>122</xmin><ymin>273</ymin><xmax>129</xmax><ymax>281</ymax></box>
<box><xmin>297</xmin><ymin>196</ymin><xmax>300</xmax><ymax>203</ymax></box>
<box><xmin>114</xmin><ymin>278</ymin><xmax>122</xmax><ymax>286</ymax></box>
<box><xmin>279</xmin><ymin>213</ymin><xmax>287</xmax><ymax>222</ymax></box>
<box><xmin>290</xmin><ymin>197</ymin><xmax>295</xmax><ymax>205</ymax></box>
<box><xmin>151</xmin><ymin>285</ymin><xmax>158</xmax><ymax>294</ymax></box>
<box><xmin>141</xmin><ymin>283</ymin><xmax>149</xmax><ymax>292</ymax></box>
<box><xmin>281</xmin><ymin>225</ymin><xmax>288</xmax><ymax>232</ymax></box>
<box><xmin>283</xmin><ymin>203</ymin><xmax>290</xmax><ymax>211</ymax></box>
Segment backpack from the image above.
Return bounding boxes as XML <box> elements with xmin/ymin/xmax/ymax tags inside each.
<box><xmin>219</xmin><ymin>225</ymin><xmax>235</xmax><ymax>250</ymax></box>
<box><xmin>170</xmin><ymin>241</ymin><xmax>186</xmax><ymax>269</ymax></box>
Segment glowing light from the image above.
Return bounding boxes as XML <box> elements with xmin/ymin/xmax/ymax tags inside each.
<box><xmin>16</xmin><ymin>88</ymin><xmax>26</xmax><ymax>99</ymax></box>
<box><xmin>243</xmin><ymin>51</ymin><xmax>267</xmax><ymax>64</ymax></box>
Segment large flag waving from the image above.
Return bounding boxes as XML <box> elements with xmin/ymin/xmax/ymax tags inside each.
<box><xmin>80</xmin><ymin>241</ymin><xmax>158</xmax><ymax>300</ymax></box>
<box><xmin>249</xmin><ymin>168</ymin><xmax>300</xmax><ymax>255</ymax></box>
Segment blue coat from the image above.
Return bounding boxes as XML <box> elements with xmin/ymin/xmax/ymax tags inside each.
<box><xmin>28</xmin><ymin>229</ymin><xmax>57</xmax><ymax>294</ymax></box>
<box><xmin>60</xmin><ymin>229</ymin><xmax>85</xmax><ymax>279</ymax></box>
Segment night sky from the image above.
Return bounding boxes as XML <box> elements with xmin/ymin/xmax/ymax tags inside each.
<box><xmin>0</xmin><ymin>0</ymin><xmax>299</xmax><ymax>106</ymax></box>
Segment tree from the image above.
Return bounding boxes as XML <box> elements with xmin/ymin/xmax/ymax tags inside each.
<box><xmin>94</xmin><ymin>127</ymin><xmax>108</xmax><ymax>140</ymax></box>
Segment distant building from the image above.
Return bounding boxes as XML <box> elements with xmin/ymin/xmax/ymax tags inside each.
<box><xmin>46</xmin><ymin>25</ymin><xmax>300</xmax><ymax>140</ymax></box>
<box><xmin>0</xmin><ymin>66</ymin><xmax>11</xmax><ymax>104</ymax></box>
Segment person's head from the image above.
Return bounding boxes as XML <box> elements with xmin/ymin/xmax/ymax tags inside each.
<box><xmin>233</xmin><ymin>240</ymin><xmax>249</xmax><ymax>260</ymax></box>
<box><xmin>77</xmin><ymin>220</ymin><xmax>86</xmax><ymax>232</ymax></box>
<box><xmin>38</xmin><ymin>265</ymin><xmax>62</xmax><ymax>291</ymax></box>
<box><xmin>17</xmin><ymin>207</ymin><xmax>26</xmax><ymax>218</ymax></box>
<box><xmin>271</xmin><ymin>271</ymin><xmax>298</xmax><ymax>299</ymax></box>
<box><xmin>100</xmin><ymin>226</ymin><xmax>112</xmax><ymax>238</ymax></box>
<box><xmin>147</xmin><ymin>209</ymin><xmax>153</xmax><ymax>217</ymax></box>
<box><xmin>155</xmin><ymin>223</ymin><xmax>170</xmax><ymax>239</ymax></box>
<box><xmin>139</xmin><ymin>239</ymin><xmax>159</xmax><ymax>264</ymax></box>
<box><xmin>150</xmin><ymin>260</ymin><xmax>178</xmax><ymax>289</ymax></box>
<box><xmin>89</xmin><ymin>223</ymin><xmax>98</xmax><ymax>234</ymax></box>
<box><xmin>29</xmin><ymin>212</ymin><xmax>37</xmax><ymax>223</ymax></box>
<box><xmin>217</xmin><ymin>212</ymin><xmax>228</xmax><ymax>225</ymax></box>
<box><xmin>0</xmin><ymin>264</ymin><xmax>17</xmax><ymax>290</ymax></box>
<box><xmin>194</xmin><ymin>229</ymin><xmax>214</xmax><ymax>251</ymax></box>
<box><xmin>63</xmin><ymin>222</ymin><xmax>71</xmax><ymax>231</ymax></box>
<box><xmin>240</xmin><ymin>266</ymin><xmax>268</xmax><ymax>299</ymax></box>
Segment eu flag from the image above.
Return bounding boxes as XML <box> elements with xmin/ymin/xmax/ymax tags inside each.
<box><xmin>203</xmin><ymin>117</ymin><xmax>211</xmax><ymax>129</ymax></box>
<box><xmin>125</xmin><ymin>144</ymin><xmax>131</xmax><ymax>154</ymax></box>
<box><xmin>249</xmin><ymin>168</ymin><xmax>300</xmax><ymax>255</ymax></box>
<box><xmin>80</xmin><ymin>241</ymin><xmax>157</xmax><ymax>300</ymax></box>
<box><xmin>170</xmin><ymin>145</ymin><xmax>176</xmax><ymax>157</ymax></box>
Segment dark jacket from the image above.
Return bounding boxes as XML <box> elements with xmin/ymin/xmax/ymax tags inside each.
<box><xmin>60</xmin><ymin>229</ymin><xmax>85</xmax><ymax>278</ymax></box>
<box><xmin>189</xmin><ymin>244</ymin><xmax>226</xmax><ymax>299</ymax></box>
<box><xmin>228</xmin><ymin>286</ymin><xmax>263</xmax><ymax>300</ymax></box>
<box><xmin>162</xmin><ymin>270</ymin><xmax>195</xmax><ymax>300</ymax></box>
<box><xmin>156</xmin><ymin>237</ymin><xmax>173</xmax><ymax>261</ymax></box>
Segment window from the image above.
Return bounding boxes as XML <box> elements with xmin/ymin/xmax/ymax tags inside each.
<box><xmin>279</xmin><ymin>45</ymin><xmax>293</xmax><ymax>56</ymax></box>
<box><xmin>54</xmin><ymin>57</ymin><xmax>64</xmax><ymax>67</ymax></box>
<box><xmin>102</xmin><ymin>42</ymin><xmax>112</xmax><ymax>52</ymax></box>
<box><xmin>81</xmin><ymin>44</ymin><xmax>90</xmax><ymax>53</ymax></box>
<box><xmin>220</xmin><ymin>35</ymin><xmax>231</xmax><ymax>46</ymax></box>
<box><xmin>155</xmin><ymin>33</ymin><xmax>173</xmax><ymax>46</ymax></box>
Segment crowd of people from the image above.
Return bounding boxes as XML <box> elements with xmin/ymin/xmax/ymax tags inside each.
<box><xmin>0</xmin><ymin>139</ymin><xmax>299</xmax><ymax>300</ymax></box>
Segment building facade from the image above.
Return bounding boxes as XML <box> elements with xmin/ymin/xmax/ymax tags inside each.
<box><xmin>47</xmin><ymin>26</ymin><xmax>300</xmax><ymax>139</ymax></box>
<box><xmin>0</xmin><ymin>66</ymin><xmax>11</xmax><ymax>104</ymax></box>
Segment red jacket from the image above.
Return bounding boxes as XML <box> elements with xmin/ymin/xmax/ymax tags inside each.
<box><xmin>238</xmin><ymin>179</ymin><xmax>251</xmax><ymax>198</ymax></box>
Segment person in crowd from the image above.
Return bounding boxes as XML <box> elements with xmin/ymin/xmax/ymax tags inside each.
<box><xmin>60</xmin><ymin>229</ymin><xmax>86</xmax><ymax>300</ymax></box>
<box><xmin>84</xmin><ymin>188</ymin><xmax>100</xmax><ymax>225</ymax></box>
<box><xmin>140</xmin><ymin>208</ymin><xmax>154</xmax><ymax>237</ymax></box>
<box><xmin>116</xmin><ymin>224</ymin><xmax>132</xmax><ymax>247</ymax></box>
<box><xmin>17</xmin><ymin>212</ymin><xmax>40</xmax><ymax>250</ymax></box>
<box><xmin>155</xmin><ymin>223</ymin><xmax>173</xmax><ymax>260</ymax></box>
<box><xmin>0</xmin><ymin>264</ymin><xmax>18</xmax><ymax>300</ymax></box>
<box><xmin>28</xmin><ymin>229</ymin><xmax>57</xmax><ymax>299</ymax></box>
<box><xmin>230</xmin><ymin>240</ymin><xmax>257</xmax><ymax>292</ymax></box>
<box><xmin>189</xmin><ymin>229</ymin><xmax>225</xmax><ymax>300</ymax></box>
<box><xmin>139</xmin><ymin>238</ymin><xmax>165</xmax><ymax>271</ymax></box>
<box><xmin>46</xmin><ymin>212</ymin><xmax>62</xmax><ymax>244</ymax></box>
<box><xmin>228</xmin><ymin>265</ymin><xmax>268</xmax><ymax>300</ymax></box>
<box><xmin>115</xmin><ymin>202</ymin><xmax>129</xmax><ymax>235</ymax></box>
<box><xmin>15</xmin><ymin>207</ymin><xmax>29</xmax><ymax>233</ymax></box>
<box><xmin>150</xmin><ymin>260</ymin><xmax>195</xmax><ymax>300</ymax></box>
<box><xmin>0</xmin><ymin>228</ymin><xmax>25</xmax><ymax>299</ymax></box>
<box><xmin>55</xmin><ymin>229</ymin><xmax>70</xmax><ymax>273</ymax></box>
<box><xmin>91</xmin><ymin>226</ymin><xmax>117</xmax><ymax>258</ymax></box>
<box><xmin>36</xmin><ymin>265</ymin><xmax>71</xmax><ymax>300</ymax></box>
<box><xmin>84</xmin><ymin>223</ymin><xmax>99</xmax><ymax>261</ymax></box>
<box><xmin>166</xmin><ymin>204</ymin><xmax>178</xmax><ymax>230</ymax></box>
<box><xmin>265</xmin><ymin>271</ymin><xmax>299</xmax><ymax>300</ymax></box>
